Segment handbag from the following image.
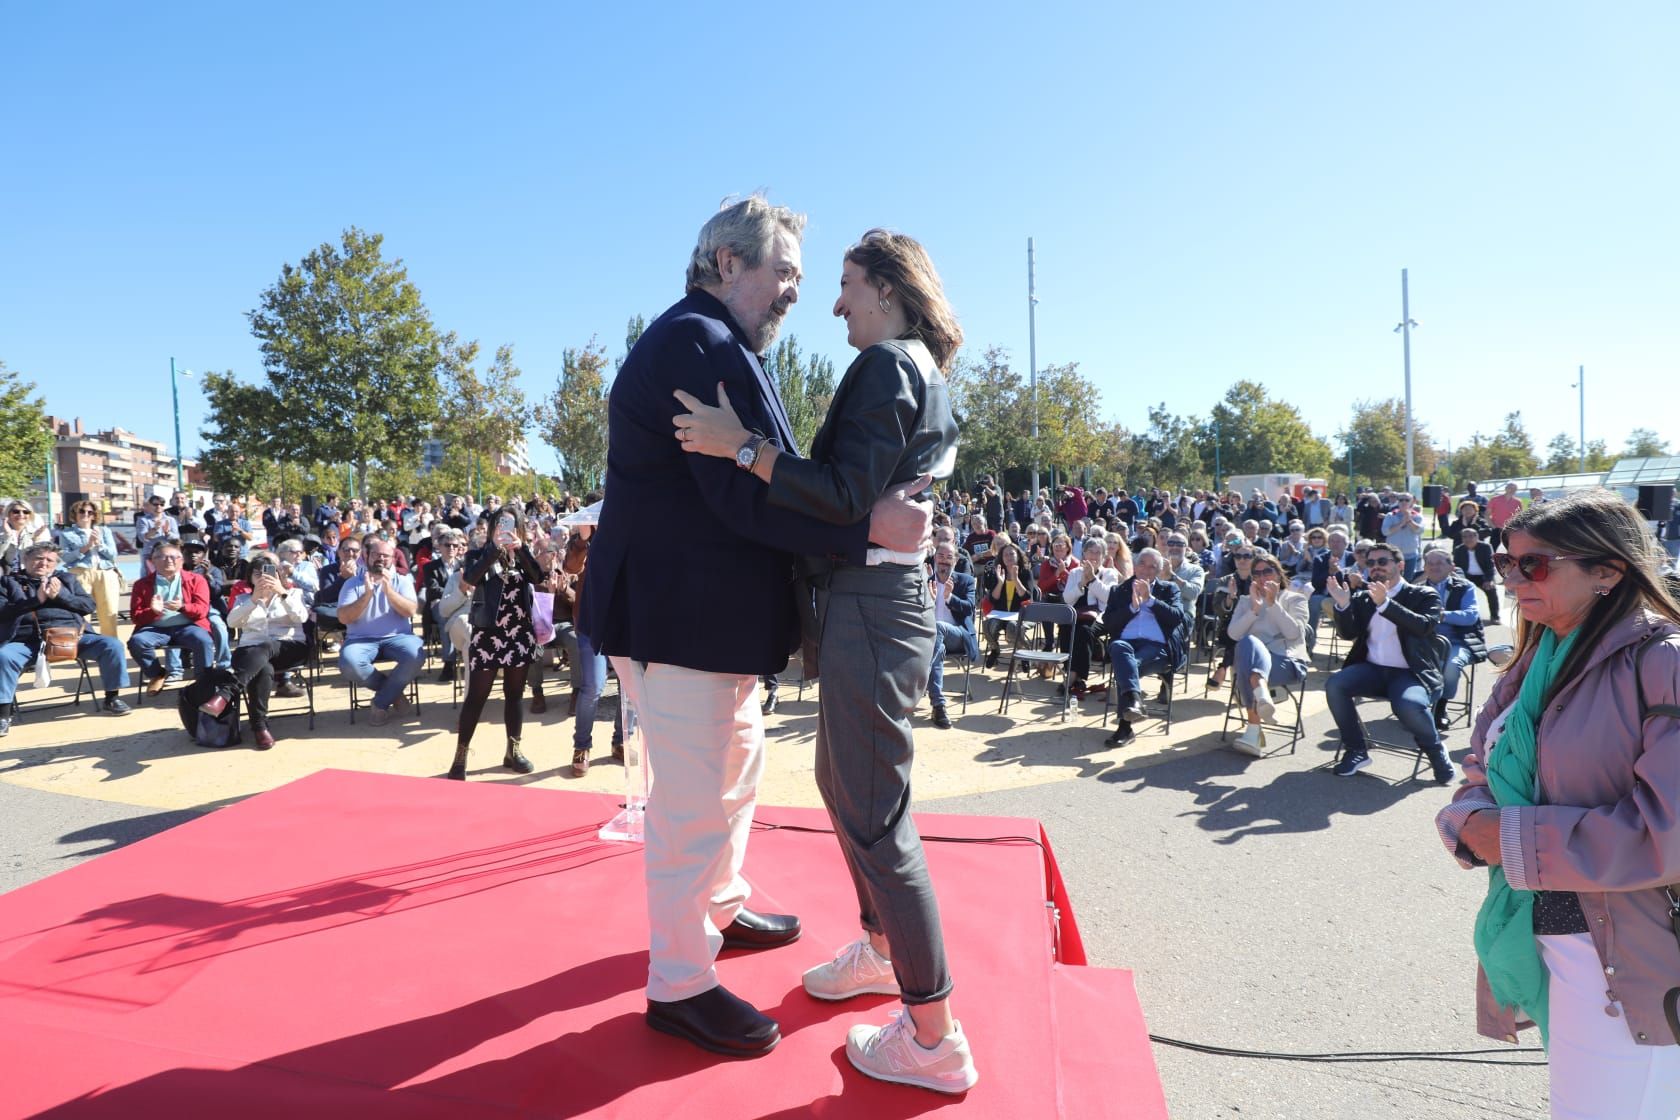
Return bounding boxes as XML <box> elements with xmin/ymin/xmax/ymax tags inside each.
<box><xmin>43</xmin><ymin>625</ymin><xmax>80</xmax><ymax>663</ymax></box>
<box><xmin>1629</xmin><ymin>636</ymin><xmax>1680</xmax><ymax>1044</ymax></box>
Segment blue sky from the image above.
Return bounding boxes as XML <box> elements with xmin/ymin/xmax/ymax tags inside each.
<box><xmin>3</xmin><ymin>2</ymin><xmax>1676</xmax><ymax>478</ymax></box>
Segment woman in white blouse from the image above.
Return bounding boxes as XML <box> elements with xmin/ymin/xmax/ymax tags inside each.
<box><xmin>1063</xmin><ymin>537</ymin><xmax>1121</xmax><ymax>697</ymax></box>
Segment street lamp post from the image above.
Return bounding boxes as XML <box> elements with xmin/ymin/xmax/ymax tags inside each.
<box><xmin>1570</xmin><ymin>365</ymin><xmax>1586</xmax><ymax>471</ymax></box>
<box><xmin>1027</xmin><ymin>237</ymin><xmax>1039</xmax><ymax>506</ymax></box>
<box><xmin>169</xmin><ymin>357</ymin><xmax>186</xmax><ymax>493</ymax></box>
<box><xmin>1212</xmin><ymin>419</ymin><xmax>1221</xmax><ymax>491</ymax></box>
<box><xmin>1393</xmin><ymin>270</ymin><xmax>1418</xmax><ymax>489</ymax></box>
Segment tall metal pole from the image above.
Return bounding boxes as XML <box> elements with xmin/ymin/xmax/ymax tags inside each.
<box><xmin>1027</xmin><ymin>238</ymin><xmax>1039</xmax><ymax>507</ymax></box>
<box><xmin>169</xmin><ymin>356</ymin><xmax>185</xmax><ymax>493</ymax></box>
<box><xmin>1576</xmin><ymin>365</ymin><xmax>1586</xmax><ymax>471</ymax></box>
<box><xmin>1348</xmin><ymin>440</ymin><xmax>1354</xmax><ymax>496</ymax></box>
<box><xmin>1213</xmin><ymin>419</ymin><xmax>1221</xmax><ymax>490</ymax></box>
<box><xmin>1399</xmin><ymin>270</ymin><xmax>1415</xmax><ymax>488</ymax></box>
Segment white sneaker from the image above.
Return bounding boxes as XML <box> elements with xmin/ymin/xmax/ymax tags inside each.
<box><xmin>1255</xmin><ymin>688</ymin><xmax>1277</xmax><ymax>723</ymax></box>
<box><xmin>846</xmin><ymin>1009</ymin><xmax>979</xmax><ymax>1094</ymax></box>
<box><xmin>1232</xmin><ymin>724</ymin><xmax>1266</xmax><ymax>757</ymax></box>
<box><xmin>802</xmin><ymin>938</ymin><xmax>900</xmax><ymax>1001</ymax></box>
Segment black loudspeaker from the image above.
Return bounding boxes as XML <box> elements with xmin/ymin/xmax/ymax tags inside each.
<box><xmin>1422</xmin><ymin>484</ymin><xmax>1445</xmax><ymax>508</ymax></box>
<box><xmin>301</xmin><ymin>494</ymin><xmax>317</xmax><ymax>519</ymax></box>
<box><xmin>1637</xmin><ymin>485</ymin><xmax>1674</xmax><ymax>521</ymax></box>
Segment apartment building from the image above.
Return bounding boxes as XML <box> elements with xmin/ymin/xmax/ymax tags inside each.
<box><xmin>41</xmin><ymin>416</ymin><xmax>196</xmax><ymax>522</ymax></box>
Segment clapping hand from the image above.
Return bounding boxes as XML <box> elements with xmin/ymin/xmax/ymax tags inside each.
<box><xmin>1261</xmin><ymin>581</ymin><xmax>1278</xmax><ymax>608</ymax></box>
<box><xmin>1368</xmin><ymin>578</ymin><xmax>1389</xmax><ymax>607</ymax></box>
<box><xmin>1328</xmin><ymin>574</ymin><xmax>1352</xmax><ymax>610</ymax></box>
<box><xmin>1131</xmin><ymin>578</ymin><xmax>1149</xmax><ymax>610</ymax></box>
<box><xmin>39</xmin><ymin>576</ymin><xmax>62</xmax><ymax>602</ymax></box>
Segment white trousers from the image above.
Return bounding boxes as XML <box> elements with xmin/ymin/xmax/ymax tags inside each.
<box><xmin>1540</xmin><ymin>933</ymin><xmax>1680</xmax><ymax>1119</ymax></box>
<box><xmin>614</xmin><ymin>658</ymin><xmax>763</xmax><ymax>1002</ymax></box>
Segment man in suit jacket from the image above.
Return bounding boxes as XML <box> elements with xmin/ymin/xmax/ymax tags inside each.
<box><xmin>1453</xmin><ymin>528</ymin><xmax>1500</xmax><ymax>624</ymax></box>
<box><xmin>925</xmin><ymin>540</ymin><xmax>978</xmax><ymax>729</ymax></box>
<box><xmin>579</xmin><ymin>197</ymin><xmax>930</xmax><ymax>1060</ymax></box>
<box><xmin>1324</xmin><ymin>540</ymin><xmax>1453</xmax><ymax>782</ymax></box>
<box><xmin>1100</xmin><ymin>547</ymin><xmax>1190</xmax><ymax>746</ymax></box>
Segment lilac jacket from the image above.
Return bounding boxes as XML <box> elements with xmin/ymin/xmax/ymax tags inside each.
<box><xmin>1436</xmin><ymin>610</ymin><xmax>1680</xmax><ymax>1045</ymax></box>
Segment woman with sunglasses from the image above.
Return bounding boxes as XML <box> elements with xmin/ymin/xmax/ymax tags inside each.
<box><xmin>2</xmin><ymin>502</ymin><xmax>49</xmax><ymax>572</ymax></box>
<box><xmin>1437</xmin><ymin>489</ymin><xmax>1680</xmax><ymax>1116</ymax></box>
<box><xmin>57</xmin><ymin>501</ymin><xmax>122</xmax><ymax>637</ymax></box>
<box><xmin>1225</xmin><ymin>548</ymin><xmax>1310</xmax><ymax>755</ymax></box>
<box><xmin>1207</xmin><ymin>543</ymin><xmax>1256</xmax><ymax>692</ymax></box>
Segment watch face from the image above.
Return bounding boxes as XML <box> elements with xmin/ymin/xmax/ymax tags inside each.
<box><xmin>736</xmin><ymin>446</ymin><xmax>754</xmax><ymax>468</ymax></box>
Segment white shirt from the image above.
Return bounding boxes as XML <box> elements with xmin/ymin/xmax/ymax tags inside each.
<box><xmin>1466</xmin><ymin>550</ymin><xmax>1484</xmax><ymax>577</ymax></box>
<box><xmin>931</xmin><ymin>573</ymin><xmax>958</xmax><ymax>627</ymax></box>
<box><xmin>1363</xmin><ymin>591</ymin><xmax>1408</xmax><ymax>669</ymax></box>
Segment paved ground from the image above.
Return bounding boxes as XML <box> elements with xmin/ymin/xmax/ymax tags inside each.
<box><xmin>0</xmin><ymin>603</ymin><xmax>1549</xmax><ymax>1117</ymax></box>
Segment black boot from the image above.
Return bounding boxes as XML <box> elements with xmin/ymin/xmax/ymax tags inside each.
<box><xmin>503</xmin><ymin>736</ymin><xmax>534</xmax><ymax>774</ymax></box>
<box><xmin>1434</xmin><ymin>699</ymin><xmax>1451</xmax><ymax>731</ymax></box>
<box><xmin>446</xmin><ymin>741</ymin><xmax>469</xmax><ymax>780</ymax></box>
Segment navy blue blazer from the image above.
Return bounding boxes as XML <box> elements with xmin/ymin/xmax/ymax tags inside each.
<box><xmin>580</xmin><ymin>291</ymin><xmax>869</xmax><ymax>678</ymax></box>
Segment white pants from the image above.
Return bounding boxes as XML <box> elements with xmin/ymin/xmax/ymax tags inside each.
<box><xmin>1540</xmin><ymin>933</ymin><xmax>1680</xmax><ymax>1119</ymax></box>
<box><xmin>614</xmin><ymin>658</ymin><xmax>763</xmax><ymax>1003</ymax></box>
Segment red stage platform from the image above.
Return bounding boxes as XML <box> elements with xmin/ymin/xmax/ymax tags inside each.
<box><xmin>0</xmin><ymin>770</ymin><xmax>1166</xmax><ymax>1119</ymax></box>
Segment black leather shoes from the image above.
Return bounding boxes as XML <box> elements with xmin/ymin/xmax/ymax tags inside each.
<box><xmin>646</xmin><ymin>984</ymin><xmax>780</xmax><ymax>1058</ymax></box>
<box><xmin>719</xmin><ymin>907</ymin><xmax>801</xmax><ymax>950</ymax></box>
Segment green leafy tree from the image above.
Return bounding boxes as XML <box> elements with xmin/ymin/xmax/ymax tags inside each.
<box><xmin>617</xmin><ymin>315</ymin><xmax>647</xmax><ymax>371</ymax></box>
<box><xmin>1623</xmin><ymin>428</ymin><xmax>1670</xmax><ymax>458</ymax></box>
<box><xmin>765</xmin><ymin>335</ymin><xmax>837</xmax><ymax>454</ymax></box>
<box><xmin>1486</xmin><ymin>411</ymin><xmax>1539</xmax><ymax>478</ymax></box>
<box><xmin>1337</xmin><ymin>398</ymin><xmax>1436</xmax><ymax>490</ymax></box>
<box><xmin>0</xmin><ymin>361</ymin><xmax>55</xmax><ymax>500</ymax></box>
<box><xmin>197</xmin><ymin>370</ymin><xmax>284</xmax><ymax>498</ymax></box>
<box><xmin>946</xmin><ymin>345</ymin><xmax>1030</xmax><ymax>486</ymax></box>
<box><xmin>246</xmin><ymin>227</ymin><xmax>448</xmax><ymax>493</ymax></box>
<box><xmin>1129</xmin><ymin>405</ymin><xmax>1207</xmax><ymax>491</ymax></box>
<box><xmin>1028</xmin><ymin>361</ymin><xmax>1106</xmax><ymax>484</ymax></box>
<box><xmin>536</xmin><ymin>338</ymin><xmax>612</xmax><ymax>493</ymax></box>
<box><xmin>1203</xmin><ymin>380</ymin><xmax>1333</xmax><ymax>479</ymax></box>
<box><xmin>442</xmin><ymin>340</ymin><xmax>533</xmax><ymax>497</ymax></box>
<box><xmin>1087</xmin><ymin>420</ymin><xmax>1136</xmax><ymax>490</ymax></box>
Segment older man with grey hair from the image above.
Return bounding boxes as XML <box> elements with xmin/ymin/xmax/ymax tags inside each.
<box><xmin>580</xmin><ymin>195</ymin><xmax>932</xmax><ymax>1059</ymax></box>
<box><xmin>1100</xmin><ymin>546</ymin><xmax>1191</xmax><ymax>747</ymax></box>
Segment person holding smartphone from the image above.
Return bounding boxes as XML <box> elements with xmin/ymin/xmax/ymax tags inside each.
<box><xmin>446</xmin><ymin>506</ymin><xmax>544</xmax><ymax>779</ymax></box>
<box><xmin>207</xmin><ymin>550</ymin><xmax>310</xmax><ymax>748</ymax></box>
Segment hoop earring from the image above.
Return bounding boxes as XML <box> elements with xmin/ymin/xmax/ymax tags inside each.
<box><xmin>1594</xmin><ymin>586</ymin><xmax>1611</xmax><ymax>596</ymax></box>
<box><xmin>879</xmin><ymin>297</ymin><xmax>891</xmax><ymax>314</ymax></box>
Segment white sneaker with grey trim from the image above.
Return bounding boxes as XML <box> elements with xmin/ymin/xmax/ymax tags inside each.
<box><xmin>802</xmin><ymin>938</ymin><xmax>900</xmax><ymax>1001</ymax></box>
<box><xmin>845</xmin><ymin>1009</ymin><xmax>979</xmax><ymax>1094</ymax></box>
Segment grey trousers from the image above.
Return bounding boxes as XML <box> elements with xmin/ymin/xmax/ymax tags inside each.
<box><xmin>811</xmin><ymin>564</ymin><xmax>953</xmax><ymax>1005</ymax></box>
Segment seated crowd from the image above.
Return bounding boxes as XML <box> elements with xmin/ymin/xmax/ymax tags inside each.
<box><xmin>1</xmin><ymin>490</ymin><xmax>620</xmax><ymax>779</ymax></box>
<box><xmin>926</xmin><ymin>480</ymin><xmax>1525</xmax><ymax>777</ymax></box>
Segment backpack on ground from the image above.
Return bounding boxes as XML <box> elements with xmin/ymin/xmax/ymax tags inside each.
<box><xmin>176</xmin><ymin>669</ymin><xmax>243</xmax><ymax>748</ymax></box>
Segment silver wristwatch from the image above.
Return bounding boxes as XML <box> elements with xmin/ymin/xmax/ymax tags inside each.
<box><xmin>735</xmin><ymin>433</ymin><xmax>769</xmax><ymax>471</ymax></box>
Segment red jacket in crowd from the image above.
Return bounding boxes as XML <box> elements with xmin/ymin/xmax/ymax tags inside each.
<box><xmin>129</xmin><ymin>570</ymin><xmax>212</xmax><ymax>632</ymax></box>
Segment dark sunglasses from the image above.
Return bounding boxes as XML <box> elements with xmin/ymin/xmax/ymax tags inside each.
<box><xmin>1232</xmin><ymin>551</ymin><xmax>1254</xmax><ymax>560</ymax></box>
<box><xmin>1365</xmin><ymin>555</ymin><xmax>1397</xmax><ymax>567</ymax></box>
<box><xmin>1493</xmin><ymin>552</ymin><xmax>1585</xmax><ymax>582</ymax></box>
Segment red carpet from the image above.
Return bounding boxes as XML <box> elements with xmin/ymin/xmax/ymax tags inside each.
<box><xmin>0</xmin><ymin>770</ymin><xmax>1166</xmax><ymax>1119</ymax></box>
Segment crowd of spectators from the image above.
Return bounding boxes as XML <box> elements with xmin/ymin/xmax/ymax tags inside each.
<box><xmin>0</xmin><ymin>489</ymin><xmax>612</xmax><ymax>772</ymax></box>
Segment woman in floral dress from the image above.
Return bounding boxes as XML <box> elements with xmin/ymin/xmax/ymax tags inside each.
<box><xmin>447</xmin><ymin>505</ymin><xmax>545</xmax><ymax>780</ymax></box>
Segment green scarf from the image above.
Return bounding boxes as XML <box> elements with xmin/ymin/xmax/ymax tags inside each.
<box><xmin>1473</xmin><ymin>626</ymin><xmax>1576</xmax><ymax>1048</ymax></box>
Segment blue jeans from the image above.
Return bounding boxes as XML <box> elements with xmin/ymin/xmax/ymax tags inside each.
<box><xmin>208</xmin><ymin>613</ymin><xmax>232</xmax><ymax>670</ymax></box>
<box><xmin>128</xmin><ymin>624</ymin><xmax>215</xmax><ymax>681</ymax></box>
<box><xmin>1326</xmin><ymin>660</ymin><xmax>1442</xmax><ymax>757</ymax></box>
<box><xmin>927</xmin><ymin>621</ymin><xmax>976</xmax><ymax>709</ymax></box>
<box><xmin>1233</xmin><ymin>635</ymin><xmax>1306</xmax><ymax>709</ymax></box>
<box><xmin>1442</xmin><ymin>638</ymin><xmax>1476</xmax><ymax>702</ymax></box>
<box><xmin>339</xmin><ymin>633</ymin><xmax>425</xmax><ymax>711</ymax></box>
<box><xmin>572</xmin><ymin>629</ymin><xmax>607</xmax><ymax>751</ymax></box>
<box><xmin>1305</xmin><ymin>593</ymin><xmax>1329</xmax><ymax>653</ymax></box>
<box><xmin>1106</xmin><ymin>636</ymin><xmax>1173</xmax><ymax>701</ymax></box>
<box><xmin>0</xmin><ymin>635</ymin><xmax>131</xmax><ymax>704</ymax></box>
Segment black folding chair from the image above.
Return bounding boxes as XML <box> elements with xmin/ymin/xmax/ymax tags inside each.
<box><xmin>997</xmin><ymin>601</ymin><xmax>1077</xmax><ymax>722</ymax></box>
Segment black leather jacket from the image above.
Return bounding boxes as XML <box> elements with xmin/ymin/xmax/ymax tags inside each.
<box><xmin>1331</xmin><ymin>581</ymin><xmax>1449</xmax><ymax>695</ymax></box>
<box><xmin>462</xmin><ymin>544</ymin><xmax>544</xmax><ymax>632</ymax></box>
<box><xmin>767</xmin><ymin>338</ymin><xmax>957</xmax><ymax>537</ymax></box>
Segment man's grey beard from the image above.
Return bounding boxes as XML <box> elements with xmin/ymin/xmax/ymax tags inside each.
<box><xmin>749</xmin><ymin>307</ymin><xmax>786</xmax><ymax>353</ymax></box>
